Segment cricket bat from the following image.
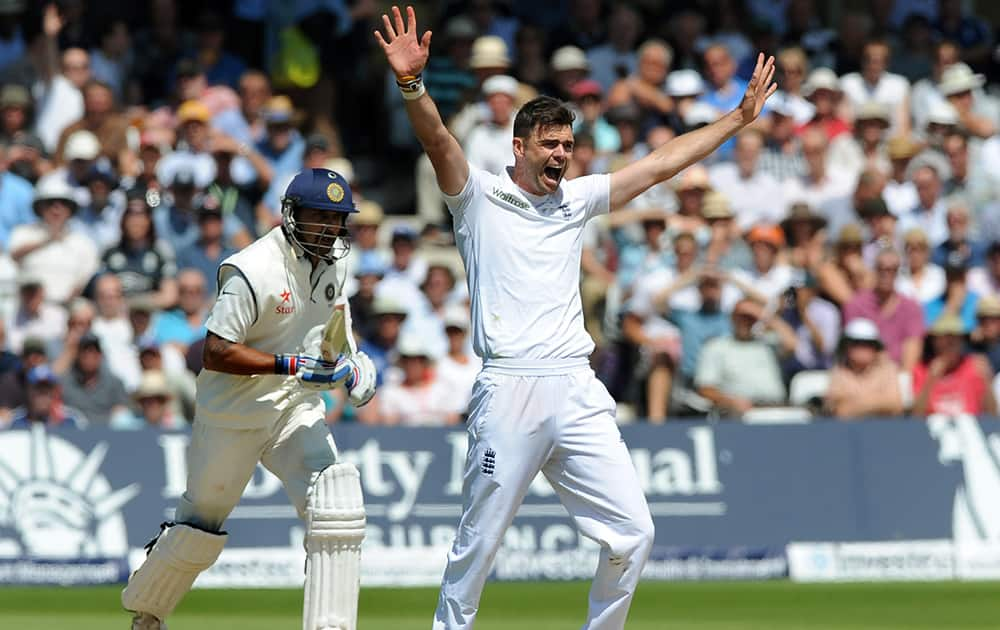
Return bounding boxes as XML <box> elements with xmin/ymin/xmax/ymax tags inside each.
<box><xmin>320</xmin><ymin>298</ymin><xmax>357</xmax><ymax>361</ymax></box>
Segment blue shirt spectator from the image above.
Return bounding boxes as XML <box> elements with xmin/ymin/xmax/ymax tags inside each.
<box><xmin>0</xmin><ymin>170</ymin><xmax>36</xmax><ymax>250</ymax></box>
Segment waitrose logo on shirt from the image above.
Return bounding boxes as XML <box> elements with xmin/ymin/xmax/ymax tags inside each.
<box><xmin>491</xmin><ymin>187</ymin><xmax>529</xmax><ymax>210</ymax></box>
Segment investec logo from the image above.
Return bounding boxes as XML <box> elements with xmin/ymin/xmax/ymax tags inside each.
<box><xmin>928</xmin><ymin>414</ymin><xmax>1000</xmax><ymax>542</ymax></box>
<box><xmin>491</xmin><ymin>187</ymin><xmax>529</xmax><ymax>209</ymax></box>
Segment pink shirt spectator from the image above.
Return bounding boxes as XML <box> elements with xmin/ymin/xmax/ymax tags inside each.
<box><xmin>843</xmin><ymin>290</ymin><xmax>926</xmax><ymax>364</ymax></box>
<box><xmin>913</xmin><ymin>355</ymin><xmax>989</xmax><ymax>415</ymax></box>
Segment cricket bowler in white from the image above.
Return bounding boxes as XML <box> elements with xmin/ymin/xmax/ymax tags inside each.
<box><xmin>121</xmin><ymin>168</ymin><xmax>377</xmax><ymax>630</ymax></box>
<box><xmin>376</xmin><ymin>6</ymin><xmax>777</xmax><ymax>629</ymax></box>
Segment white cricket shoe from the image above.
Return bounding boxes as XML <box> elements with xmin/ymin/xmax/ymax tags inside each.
<box><xmin>131</xmin><ymin>612</ymin><xmax>166</xmax><ymax>629</ymax></box>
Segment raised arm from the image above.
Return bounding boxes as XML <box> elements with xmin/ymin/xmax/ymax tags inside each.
<box><xmin>375</xmin><ymin>6</ymin><xmax>469</xmax><ymax>196</ymax></box>
<box><xmin>609</xmin><ymin>53</ymin><xmax>776</xmax><ymax>210</ymax></box>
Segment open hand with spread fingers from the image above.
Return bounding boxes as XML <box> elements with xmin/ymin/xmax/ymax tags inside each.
<box><xmin>374</xmin><ymin>5</ymin><xmax>431</xmax><ymax>79</ymax></box>
<box><xmin>739</xmin><ymin>53</ymin><xmax>778</xmax><ymax>126</ymax></box>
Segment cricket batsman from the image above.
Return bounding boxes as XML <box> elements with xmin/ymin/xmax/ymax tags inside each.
<box><xmin>376</xmin><ymin>6</ymin><xmax>776</xmax><ymax>629</ymax></box>
<box><xmin>122</xmin><ymin>168</ymin><xmax>377</xmax><ymax>630</ymax></box>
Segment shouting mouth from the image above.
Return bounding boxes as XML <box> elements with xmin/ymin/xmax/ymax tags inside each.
<box><xmin>542</xmin><ymin>165</ymin><xmax>564</xmax><ymax>187</ymax></box>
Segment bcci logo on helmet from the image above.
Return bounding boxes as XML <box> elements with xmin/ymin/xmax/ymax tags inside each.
<box><xmin>929</xmin><ymin>415</ymin><xmax>1000</xmax><ymax>543</ymax></box>
<box><xmin>0</xmin><ymin>425</ymin><xmax>139</xmax><ymax>559</ymax></box>
<box><xmin>326</xmin><ymin>182</ymin><xmax>345</xmax><ymax>203</ymax></box>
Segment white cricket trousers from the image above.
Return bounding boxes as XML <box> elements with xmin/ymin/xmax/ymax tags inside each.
<box><xmin>433</xmin><ymin>359</ymin><xmax>655</xmax><ymax>630</ymax></box>
<box><xmin>176</xmin><ymin>399</ymin><xmax>338</xmax><ymax>531</ymax></box>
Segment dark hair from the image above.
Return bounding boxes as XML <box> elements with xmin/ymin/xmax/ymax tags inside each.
<box><xmin>513</xmin><ymin>96</ymin><xmax>575</xmax><ymax>139</ymax></box>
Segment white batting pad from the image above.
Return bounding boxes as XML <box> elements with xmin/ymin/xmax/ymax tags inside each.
<box><xmin>122</xmin><ymin>523</ymin><xmax>227</xmax><ymax>620</ymax></box>
<box><xmin>303</xmin><ymin>463</ymin><xmax>366</xmax><ymax>630</ymax></box>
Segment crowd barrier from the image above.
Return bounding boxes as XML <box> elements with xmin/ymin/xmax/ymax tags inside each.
<box><xmin>0</xmin><ymin>416</ymin><xmax>997</xmax><ymax>587</ymax></box>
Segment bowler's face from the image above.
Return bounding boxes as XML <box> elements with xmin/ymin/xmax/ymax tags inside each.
<box><xmin>515</xmin><ymin>124</ymin><xmax>574</xmax><ymax>195</ymax></box>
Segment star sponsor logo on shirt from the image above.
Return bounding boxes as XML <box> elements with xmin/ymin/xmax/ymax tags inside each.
<box><xmin>490</xmin><ymin>186</ymin><xmax>529</xmax><ymax>210</ymax></box>
<box><xmin>276</xmin><ymin>289</ymin><xmax>295</xmax><ymax>314</ymax></box>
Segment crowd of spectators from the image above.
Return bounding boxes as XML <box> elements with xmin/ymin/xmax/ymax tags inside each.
<box><xmin>2</xmin><ymin>0</ymin><xmax>1000</xmax><ymax>429</ymax></box>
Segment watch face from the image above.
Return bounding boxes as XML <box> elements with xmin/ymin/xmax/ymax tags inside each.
<box><xmin>325</xmin><ymin>283</ymin><xmax>336</xmax><ymax>302</ymax></box>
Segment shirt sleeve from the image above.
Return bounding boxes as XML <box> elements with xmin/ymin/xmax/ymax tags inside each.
<box><xmin>204</xmin><ymin>266</ymin><xmax>257</xmax><ymax>344</ymax></box>
<box><xmin>575</xmin><ymin>173</ymin><xmax>611</xmax><ymax>220</ymax></box>
<box><xmin>441</xmin><ymin>163</ymin><xmax>486</xmax><ymax>220</ymax></box>
<box><xmin>694</xmin><ymin>338</ymin><xmax>725</xmax><ymax>389</ymax></box>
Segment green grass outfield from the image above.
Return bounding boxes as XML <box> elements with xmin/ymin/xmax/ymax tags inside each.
<box><xmin>2</xmin><ymin>581</ymin><xmax>999</xmax><ymax>629</ymax></box>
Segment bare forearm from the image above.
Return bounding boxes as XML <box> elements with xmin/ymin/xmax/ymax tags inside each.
<box><xmin>405</xmin><ymin>93</ymin><xmax>453</xmax><ymax>153</ymax></box>
<box><xmin>201</xmin><ymin>332</ymin><xmax>278</xmax><ymax>375</ymax></box>
<box><xmin>648</xmin><ymin>110</ymin><xmax>743</xmax><ymax>183</ymax></box>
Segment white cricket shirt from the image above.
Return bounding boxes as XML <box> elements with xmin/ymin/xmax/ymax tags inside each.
<box><xmin>195</xmin><ymin>227</ymin><xmax>346</xmax><ymax>428</ymax></box>
<box><xmin>444</xmin><ymin>164</ymin><xmax>610</xmax><ymax>361</ymax></box>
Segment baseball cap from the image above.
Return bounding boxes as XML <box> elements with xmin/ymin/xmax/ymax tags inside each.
<box><xmin>78</xmin><ymin>333</ymin><xmax>102</xmax><ymax>352</ymax></box>
<box><xmin>444</xmin><ymin>16</ymin><xmax>477</xmax><ymax>41</ymax></box>
<box><xmin>391</xmin><ymin>225</ymin><xmax>418</xmax><ymax>243</ymax></box>
<box><xmin>551</xmin><ymin>46</ymin><xmax>589</xmax><ymax>72</ymax></box>
<box><xmin>570</xmin><ymin>79</ymin><xmax>602</xmax><ymax>100</ymax></box>
<box><xmin>842</xmin><ymin>318</ymin><xmax>883</xmax><ymax>347</ymax></box>
<box><xmin>482</xmin><ymin>75</ymin><xmax>519</xmax><ymax>98</ymax></box>
<box><xmin>859</xmin><ymin>197</ymin><xmax>891</xmax><ymax>219</ymax></box>
<box><xmin>305</xmin><ymin>133</ymin><xmax>329</xmax><ymax>153</ymax></box>
<box><xmin>64</xmin><ymin>130</ymin><xmax>101</xmax><ymax>161</ymax></box>
<box><xmin>606</xmin><ymin>103</ymin><xmax>641</xmax><ymax>125</ymax></box>
<box><xmin>25</xmin><ymin>364</ymin><xmax>58</xmax><ymax>386</ymax></box>
<box><xmin>666</xmin><ymin>70</ymin><xmax>703</xmax><ymax>98</ymax></box>
<box><xmin>747</xmin><ymin>224</ymin><xmax>786</xmax><ymax>248</ymax></box>
<box><xmin>354</xmin><ymin>257</ymin><xmax>387</xmax><ymax>278</ymax></box>
<box><xmin>176</xmin><ymin>99</ymin><xmax>211</xmax><ymax>124</ymax></box>
<box><xmin>683</xmin><ymin>102</ymin><xmax>719</xmax><ymax>127</ymax></box>
<box><xmin>469</xmin><ymin>36</ymin><xmax>510</xmax><ymax>70</ymax></box>
<box><xmin>21</xmin><ymin>337</ymin><xmax>46</xmax><ymax>357</ymax></box>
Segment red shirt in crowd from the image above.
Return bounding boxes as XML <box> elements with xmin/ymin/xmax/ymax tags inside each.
<box><xmin>912</xmin><ymin>355</ymin><xmax>989</xmax><ymax>415</ymax></box>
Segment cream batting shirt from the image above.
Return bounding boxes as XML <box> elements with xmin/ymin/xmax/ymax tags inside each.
<box><xmin>444</xmin><ymin>165</ymin><xmax>610</xmax><ymax>361</ymax></box>
<box><xmin>196</xmin><ymin>227</ymin><xmax>346</xmax><ymax>428</ymax></box>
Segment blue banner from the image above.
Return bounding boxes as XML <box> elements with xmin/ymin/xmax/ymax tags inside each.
<box><xmin>0</xmin><ymin>417</ymin><xmax>994</xmax><ymax>585</ymax></box>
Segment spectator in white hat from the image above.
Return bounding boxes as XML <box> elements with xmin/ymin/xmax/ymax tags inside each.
<box><xmin>825</xmin><ymin>318</ymin><xmax>903</xmax><ymax>419</ymax></box>
<box><xmin>938</xmin><ymin>62</ymin><xmax>997</xmax><ymax>139</ymax></box>
<box><xmin>463</xmin><ymin>75</ymin><xmax>516</xmax><ymax>175</ymax></box>
<box><xmin>548</xmin><ymin>45</ymin><xmax>590</xmax><ymax>102</ymax></box>
<box><xmin>436</xmin><ymin>305</ymin><xmax>481</xmax><ymax>416</ymax></box>
<box><xmin>828</xmin><ymin>101</ymin><xmax>892</xmax><ymax>180</ymax></box>
<box><xmin>911</xmin><ymin>41</ymin><xmax>959</xmax><ymax>130</ymax></box>
<box><xmin>371</xmin><ymin>334</ymin><xmax>461</xmax><ymax>427</ymax></box>
<box><xmin>800</xmin><ymin>67</ymin><xmax>850</xmax><ymax>142</ymax></box>
<box><xmin>840</xmin><ymin>39</ymin><xmax>911</xmax><ymax>135</ymax></box>
<box><xmin>586</xmin><ymin>4</ymin><xmax>641</xmax><ymax>92</ymax></box>
<box><xmin>663</xmin><ymin>69</ymin><xmax>703</xmax><ymax>134</ymax></box>
<box><xmin>10</xmin><ymin>174</ymin><xmax>98</xmax><ymax>304</ymax></box>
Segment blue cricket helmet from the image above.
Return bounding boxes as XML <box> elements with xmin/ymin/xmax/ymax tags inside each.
<box><xmin>281</xmin><ymin>168</ymin><xmax>357</xmax><ymax>262</ymax></box>
<box><xmin>282</xmin><ymin>168</ymin><xmax>358</xmax><ymax>213</ymax></box>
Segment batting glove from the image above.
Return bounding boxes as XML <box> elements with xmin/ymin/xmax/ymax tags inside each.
<box><xmin>343</xmin><ymin>351</ymin><xmax>377</xmax><ymax>407</ymax></box>
<box><xmin>275</xmin><ymin>353</ymin><xmax>352</xmax><ymax>390</ymax></box>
